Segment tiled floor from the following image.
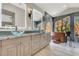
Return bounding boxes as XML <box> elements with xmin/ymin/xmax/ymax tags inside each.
<box><xmin>34</xmin><ymin>45</ymin><xmax>72</xmax><ymax>56</ymax></box>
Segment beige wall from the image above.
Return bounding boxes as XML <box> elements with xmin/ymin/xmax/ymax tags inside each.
<box><xmin>0</xmin><ymin>4</ymin><xmax>2</xmax><ymax>27</ymax></box>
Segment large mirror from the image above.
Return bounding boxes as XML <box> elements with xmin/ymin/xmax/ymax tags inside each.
<box><xmin>27</xmin><ymin>4</ymin><xmax>43</xmax><ymax>31</ymax></box>
<box><xmin>1</xmin><ymin>3</ymin><xmax>26</xmax><ymax>31</ymax></box>
<box><xmin>32</xmin><ymin>8</ymin><xmax>43</xmax><ymax>30</ymax></box>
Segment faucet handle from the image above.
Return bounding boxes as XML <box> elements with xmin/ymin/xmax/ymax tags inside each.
<box><xmin>15</xmin><ymin>26</ymin><xmax>17</xmax><ymax>31</ymax></box>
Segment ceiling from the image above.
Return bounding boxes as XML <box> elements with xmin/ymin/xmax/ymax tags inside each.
<box><xmin>35</xmin><ymin>3</ymin><xmax>79</xmax><ymax>17</ymax></box>
<box><xmin>11</xmin><ymin>3</ymin><xmax>25</xmax><ymax>10</ymax></box>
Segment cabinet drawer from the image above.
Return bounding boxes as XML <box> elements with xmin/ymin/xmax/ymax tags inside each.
<box><xmin>20</xmin><ymin>36</ymin><xmax>31</xmax><ymax>43</ymax></box>
<box><xmin>2</xmin><ymin>39</ymin><xmax>20</xmax><ymax>47</ymax></box>
<box><xmin>32</xmin><ymin>35</ymin><xmax>40</xmax><ymax>38</ymax></box>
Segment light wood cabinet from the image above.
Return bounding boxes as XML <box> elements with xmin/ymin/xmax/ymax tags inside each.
<box><xmin>0</xmin><ymin>36</ymin><xmax>31</xmax><ymax>56</ymax></box>
<box><xmin>1</xmin><ymin>38</ymin><xmax>20</xmax><ymax>56</ymax></box>
<box><xmin>47</xmin><ymin>33</ymin><xmax>51</xmax><ymax>43</ymax></box>
<box><xmin>6</xmin><ymin>45</ymin><xmax>20</xmax><ymax>56</ymax></box>
<box><xmin>31</xmin><ymin>34</ymin><xmax>41</xmax><ymax>55</ymax></box>
<box><xmin>40</xmin><ymin>34</ymin><xmax>47</xmax><ymax>48</ymax></box>
<box><xmin>40</xmin><ymin>33</ymin><xmax>51</xmax><ymax>49</ymax></box>
<box><xmin>0</xmin><ymin>33</ymin><xmax>51</xmax><ymax>56</ymax></box>
<box><xmin>20</xmin><ymin>36</ymin><xmax>31</xmax><ymax>56</ymax></box>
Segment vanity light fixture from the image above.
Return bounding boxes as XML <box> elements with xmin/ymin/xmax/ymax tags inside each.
<box><xmin>28</xmin><ymin>7</ymin><xmax>32</xmax><ymax>19</ymax></box>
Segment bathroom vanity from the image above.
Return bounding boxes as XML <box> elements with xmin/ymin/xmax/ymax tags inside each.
<box><xmin>0</xmin><ymin>33</ymin><xmax>51</xmax><ymax>56</ymax></box>
<box><xmin>0</xmin><ymin>3</ymin><xmax>51</xmax><ymax>56</ymax></box>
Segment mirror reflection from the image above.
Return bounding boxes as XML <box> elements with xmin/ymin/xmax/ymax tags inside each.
<box><xmin>1</xmin><ymin>3</ymin><xmax>26</xmax><ymax>31</ymax></box>
<box><xmin>0</xmin><ymin>3</ymin><xmax>51</xmax><ymax>35</ymax></box>
<box><xmin>32</xmin><ymin>8</ymin><xmax>43</xmax><ymax>30</ymax></box>
<box><xmin>27</xmin><ymin>4</ymin><xmax>43</xmax><ymax>31</ymax></box>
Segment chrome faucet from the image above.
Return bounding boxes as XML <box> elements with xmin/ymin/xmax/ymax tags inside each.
<box><xmin>15</xmin><ymin>26</ymin><xmax>18</xmax><ymax>31</ymax></box>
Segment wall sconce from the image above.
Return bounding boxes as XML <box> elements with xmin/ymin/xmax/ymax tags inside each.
<box><xmin>28</xmin><ymin>7</ymin><xmax>32</xmax><ymax>19</ymax></box>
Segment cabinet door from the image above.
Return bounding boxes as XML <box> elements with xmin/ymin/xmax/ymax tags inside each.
<box><xmin>31</xmin><ymin>35</ymin><xmax>40</xmax><ymax>55</ymax></box>
<box><xmin>40</xmin><ymin>34</ymin><xmax>46</xmax><ymax>48</ymax></box>
<box><xmin>2</xmin><ymin>38</ymin><xmax>20</xmax><ymax>56</ymax></box>
<box><xmin>40</xmin><ymin>34</ymin><xmax>43</xmax><ymax>49</ymax></box>
<box><xmin>20</xmin><ymin>36</ymin><xmax>31</xmax><ymax>56</ymax></box>
<box><xmin>44</xmin><ymin>34</ymin><xmax>51</xmax><ymax>46</ymax></box>
<box><xmin>6</xmin><ymin>45</ymin><xmax>20</xmax><ymax>56</ymax></box>
<box><xmin>47</xmin><ymin>34</ymin><xmax>51</xmax><ymax>43</ymax></box>
<box><xmin>40</xmin><ymin>34</ymin><xmax>50</xmax><ymax>49</ymax></box>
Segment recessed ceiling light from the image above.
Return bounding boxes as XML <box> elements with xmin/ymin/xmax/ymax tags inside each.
<box><xmin>63</xmin><ymin>5</ymin><xmax>67</xmax><ymax>8</ymax></box>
